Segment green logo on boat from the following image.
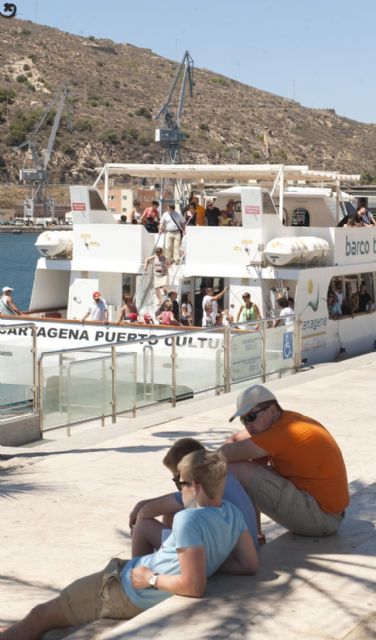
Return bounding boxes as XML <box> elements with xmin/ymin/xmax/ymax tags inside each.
<box><xmin>307</xmin><ymin>279</ymin><xmax>319</xmax><ymax>311</ymax></box>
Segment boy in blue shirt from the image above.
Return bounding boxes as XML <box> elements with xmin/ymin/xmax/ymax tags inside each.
<box><xmin>1</xmin><ymin>451</ymin><xmax>257</xmax><ymax>639</ymax></box>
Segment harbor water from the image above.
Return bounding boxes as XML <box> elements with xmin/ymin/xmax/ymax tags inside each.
<box><xmin>0</xmin><ymin>233</ymin><xmax>39</xmax><ymax>310</ymax></box>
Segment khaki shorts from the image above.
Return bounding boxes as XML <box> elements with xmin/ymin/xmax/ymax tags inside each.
<box><xmin>154</xmin><ymin>274</ymin><xmax>169</xmax><ymax>289</ymax></box>
<box><xmin>59</xmin><ymin>558</ymin><xmax>143</xmax><ymax>625</ymax></box>
<box><xmin>246</xmin><ymin>465</ymin><xmax>344</xmax><ymax>536</ymax></box>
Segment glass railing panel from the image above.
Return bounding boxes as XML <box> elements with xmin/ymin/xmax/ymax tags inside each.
<box><xmin>114</xmin><ymin>340</ymin><xmax>174</xmax><ymax>407</ymax></box>
<box><xmin>174</xmin><ymin>328</ymin><xmax>225</xmax><ymax>395</ymax></box>
<box><xmin>66</xmin><ymin>354</ymin><xmax>112</xmax><ymax>424</ymax></box>
<box><xmin>264</xmin><ymin>324</ymin><xmax>295</xmax><ymax>375</ymax></box>
<box><xmin>230</xmin><ymin>326</ymin><xmax>262</xmax><ymax>382</ymax></box>
<box><xmin>41</xmin><ymin>349</ymin><xmax>112</xmax><ymax>429</ymax></box>
<box><xmin>40</xmin><ymin>353</ymin><xmax>69</xmax><ymax>429</ymax></box>
<box><xmin>0</xmin><ymin>324</ymin><xmax>35</xmax><ymax>416</ymax></box>
<box><xmin>115</xmin><ymin>352</ymin><xmax>137</xmax><ymax>413</ymax></box>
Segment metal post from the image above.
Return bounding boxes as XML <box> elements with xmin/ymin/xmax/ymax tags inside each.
<box><xmin>38</xmin><ymin>356</ymin><xmax>44</xmax><ymax>434</ymax></box>
<box><xmin>223</xmin><ymin>325</ymin><xmax>231</xmax><ymax>394</ymax></box>
<box><xmin>261</xmin><ymin>318</ymin><xmax>267</xmax><ymax>382</ymax></box>
<box><xmin>294</xmin><ymin>316</ymin><xmax>302</xmax><ymax>373</ymax></box>
<box><xmin>111</xmin><ymin>345</ymin><xmax>116</xmax><ymax>424</ymax></box>
<box><xmin>132</xmin><ymin>353</ymin><xmax>137</xmax><ymax>417</ymax></box>
<box><xmin>335</xmin><ymin>178</ymin><xmax>340</xmax><ymax>225</ymax></box>
<box><xmin>31</xmin><ymin>325</ymin><xmax>38</xmax><ymax>414</ymax></box>
<box><xmin>171</xmin><ymin>336</ymin><xmax>177</xmax><ymax>407</ymax></box>
<box><xmin>143</xmin><ymin>345</ymin><xmax>154</xmax><ymax>401</ymax></box>
<box><xmin>66</xmin><ymin>362</ymin><xmax>71</xmax><ymax>437</ymax></box>
<box><xmin>101</xmin><ymin>358</ymin><xmax>106</xmax><ymax>428</ymax></box>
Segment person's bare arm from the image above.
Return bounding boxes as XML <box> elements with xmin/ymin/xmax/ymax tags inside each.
<box><xmin>129</xmin><ymin>493</ymin><xmax>181</xmax><ymax>528</ymax></box>
<box><xmin>9</xmin><ymin>301</ymin><xmax>21</xmax><ymax>314</ymax></box>
<box><xmin>236</xmin><ymin>305</ymin><xmax>243</xmax><ymax>322</ymax></box>
<box><xmin>223</xmin><ymin>429</ymin><xmax>252</xmax><ymax>445</ymax></box>
<box><xmin>212</xmin><ymin>286</ymin><xmax>229</xmax><ymax>302</ymax></box>
<box><xmin>144</xmin><ymin>255</ymin><xmax>155</xmax><ymax>270</ymax></box>
<box><xmin>218</xmin><ymin>529</ymin><xmax>258</xmax><ymax>575</ymax></box>
<box><xmin>220</xmin><ymin>438</ymin><xmax>268</xmax><ymax>462</ymax></box>
<box><xmin>81</xmin><ymin>311</ymin><xmax>89</xmax><ymax>323</ymax></box>
<box><xmin>131</xmin><ymin>546</ymin><xmax>206</xmax><ymax>597</ymax></box>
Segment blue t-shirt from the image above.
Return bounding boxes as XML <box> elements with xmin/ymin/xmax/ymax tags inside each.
<box><xmin>121</xmin><ymin>500</ymin><xmax>246</xmax><ymax>610</ymax></box>
<box><xmin>175</xmin><ymin>473</ymin><xmax>258</xmax><ymax>548</ymax></box>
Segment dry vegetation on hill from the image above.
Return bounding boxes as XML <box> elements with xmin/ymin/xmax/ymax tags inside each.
<box><xmin>1</xmin><ymin>17</ymin><xmax>376</xmax><ymax>195</ymax></box>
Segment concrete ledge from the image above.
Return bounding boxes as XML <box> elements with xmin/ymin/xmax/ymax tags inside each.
<box><xmin>0</xmin><ymin>413</ymin><xmax>41</xmax><ymax>446</ymax></box>
<box><xmin>64</xmin><ymin>493</ymin><xmax>375</xmax><ymax>640</ymax></box>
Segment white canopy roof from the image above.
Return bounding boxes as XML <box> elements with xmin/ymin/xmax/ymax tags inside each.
<box><xmin>95</xmin><ymin>163</ymin><xmax>360</xmax><ymax>183</ymax></box>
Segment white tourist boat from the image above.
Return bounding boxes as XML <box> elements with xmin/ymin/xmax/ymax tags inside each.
<box><xmin>1</xmin><ymin>162</ymin><xmax>376</xmax><ymax>372</ymax></box>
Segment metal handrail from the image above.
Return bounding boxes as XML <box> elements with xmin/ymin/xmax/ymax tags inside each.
<box><xmin>36</xmin><ymin>317</ymin><xmax>300</xmax><ymax>433</ymax></box>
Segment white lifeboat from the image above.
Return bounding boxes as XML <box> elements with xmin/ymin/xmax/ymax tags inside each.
<box><xmin>263</xmin><ymin>236</ymin><xmax>329</xmax><ymax>266</ymax></box>
<box><xmin>35</xmin><ymin>230</ymin><xmax>73</xmax><ymax>258</ymax></box>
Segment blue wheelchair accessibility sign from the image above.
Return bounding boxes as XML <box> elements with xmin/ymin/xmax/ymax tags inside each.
<box><xmin>283</xmin><ymin>332</ymin><xmax>294</xmax><ymax>360</ymax></box>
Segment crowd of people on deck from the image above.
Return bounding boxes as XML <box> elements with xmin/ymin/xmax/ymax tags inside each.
<box><xmin>338</xmin><ymin>204</ymin><xmax>376</xmax><ymax>228</ymax></box>
<box><xmin>327</xmin><ymin>279</ymin><xmax>374</xmax><ymax>319</ymax></box>
<box><xmin>119</xmin><ymin>194</ymin><xmax>240</xmax><ymax>231</ymax></box>
<box><xmin>1</xmin><ymin>382</ymin><xmax>349</xmax><ymax>638</ymax></box>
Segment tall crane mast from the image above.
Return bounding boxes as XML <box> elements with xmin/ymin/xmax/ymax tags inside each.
<box><xmin>19</xmin><ymin>84</ymin><xmax>72</xmax><ymax>219</ymax></box>
<box><xmin>154</xmin><ymin>51</ymin><xmax>194</xmax><ymax>205</ymax></box>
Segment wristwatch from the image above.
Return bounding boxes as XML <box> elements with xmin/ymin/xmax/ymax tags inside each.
<box><xmin>148</xmin><ymin>573</ymin><xmax>159</xmax><ymax>589</ymax></box>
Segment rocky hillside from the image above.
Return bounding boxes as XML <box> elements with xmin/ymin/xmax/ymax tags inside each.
<box><xmin>1</xmin><ymin>17</ymin><xmax>376</xmax><ymax>188</ymax></box>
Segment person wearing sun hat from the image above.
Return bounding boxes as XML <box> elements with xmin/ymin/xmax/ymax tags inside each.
<box><xmin>0</xmin><ymin>286</ymin><xmax>21</xmax><ymax>315</ymax></box>
<box><xmin>220</xmin><ymin>384</ymin><xmax>349</xmax><ymax>537</ymax></box>
<box><xmin>82</xmin><ymin>291</ymin><xmax>108</xmax><ymax>323</ymax></box>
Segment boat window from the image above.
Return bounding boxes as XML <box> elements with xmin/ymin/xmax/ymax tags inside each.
<box><xmin>262</xmin><ymin>192</ymin><xmax>277</xmax><ymax>215</ymax></box>
<box><xmin>291</xmin><ymin>207</ymin><xmax>310</xmax><ymax>226</ymax></box>
<box><xmin>89</xmin><ymin>189</ymin><xmax>108</xmax><ymax>211</ymax></box>
<box><xmin>327</xmin><ymin>272</ymin><xmax>375</xmax><ymax>319</ymax></box>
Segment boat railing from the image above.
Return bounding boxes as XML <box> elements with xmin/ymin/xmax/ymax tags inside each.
<box><xmin>37</xmin><ymin>316</ymin><xmax>301</xmax><ymax>436</ymax></box>
<box><xmin>0</xmin><ymin>322</ymin><xmax>39</xmax><ymax>425</ymax></box>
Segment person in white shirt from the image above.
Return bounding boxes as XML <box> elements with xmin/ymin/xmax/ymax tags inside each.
<box><xmin>202</xmin><ymin>286</ymin><xmax>228</xmax><ymax>325</ymax></box>
<box><xmin>159</xmin><ymin>204</ymin><xmax>186</xmax><ymax>263</ymax></box>
<box><xmin>0</xmin><ymin>287</ymin><xmax>21</xmax><ymax>315</ymax></box>
<box><xmin>274</xmin><ymin>297</ymin><xmax>294</xmax><ymax>326</ymax></box>
<box><xmin>82</xmin><ymin>291</ymin><xmax>108</xmax><ymax>323</ymax></box>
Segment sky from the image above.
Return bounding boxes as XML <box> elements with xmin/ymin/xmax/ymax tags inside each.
<box><xmin>10</xmin><ymin>0</ymin><xmax>376</xmax><ymax>124</ymax></box>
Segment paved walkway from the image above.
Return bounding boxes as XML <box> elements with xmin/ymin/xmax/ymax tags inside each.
<box><xmin>1</xmin><ymin>353</ymin><xmax>375</xmax><ymax>639</ymax></box>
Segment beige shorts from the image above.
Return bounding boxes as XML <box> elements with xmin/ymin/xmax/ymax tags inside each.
<box><xmin>246</xmin><ymin>464</ymin><xmax>344</xmax><ymax>536</ymax></box>
<box><xmin>154</xmin><ymin>274</ymin><xmax>169</xmax><ymax>289</ymax></box>
<box><xmin>59</xmin><ymin>558</ymin><xmax>143</xmax><ymax>625</ymax></box>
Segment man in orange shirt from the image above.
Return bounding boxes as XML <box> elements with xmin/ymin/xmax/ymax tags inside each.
<box><xmin>191</xmin><ymin>195</ymin><xmax>206</xmax><ymax>226</ymax></box>
<box><xmin>220</xmin><ymin>384</ymin><xmax>349</xmax><ymax>536</ymax></box>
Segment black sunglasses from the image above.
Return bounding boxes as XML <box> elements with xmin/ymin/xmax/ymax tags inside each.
<box><xmin>240</xmin><ymin>407</ymin><xmax>265</xmax><ymax>425</ymax></box>
<box><xmin>172</xmin><ymin>475</ymin><xmax>193</xmax><ymax>491</ymax></box>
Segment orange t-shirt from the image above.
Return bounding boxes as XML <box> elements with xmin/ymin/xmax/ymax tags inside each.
<box><xmin>195</xmin><ymin>204</ymin><xmax>206</xmax><ymax>226</ymax></box>
<box><xmin>251</xmin><ymin>411</ymin><xmax>349</xmax><ymax>514</ymax></box>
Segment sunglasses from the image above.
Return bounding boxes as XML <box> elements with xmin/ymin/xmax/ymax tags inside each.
<box><xmin>172</xmin><ymin>475</ymin><xmax>193</xmax><ymax>491</ymax></box>
<box><xmin>240</xmin><ymin>407</ymin><xmax>265</xmax><ymax>425</ymax></box>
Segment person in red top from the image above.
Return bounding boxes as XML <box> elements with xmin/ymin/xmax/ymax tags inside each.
<box><xmin>220</xmin><ymin>384</ymin><xmax>349</xmax><ymax>537</ymax></box>
<box><xmin>140</xmin><ymin>200</ymin><xmax>160</xmax><ymax>233</ymax></box>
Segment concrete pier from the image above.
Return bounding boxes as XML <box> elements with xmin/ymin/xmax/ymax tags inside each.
<box><xmin>0</xmin><ymin>353</ymin><xmax>375</xmax><ymax>639</ymax></box>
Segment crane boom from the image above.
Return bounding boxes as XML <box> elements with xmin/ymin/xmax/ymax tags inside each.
<box><xmin>19</xmin><ymin>85</ymin><xmax>72</xmax><ymax>219</ymax></box>
<box><xmin>154</xmin><ymin>51</ymin><xmax>194</xmax><ymax>205</ymax></box>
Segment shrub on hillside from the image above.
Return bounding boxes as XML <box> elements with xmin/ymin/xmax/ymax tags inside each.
<box><xmin>6</xmin><ymin>109</ymin><xmax>43</xmax><ymax>146</ymax></box>
<box><xmin>0</xmin><ymin>88</ymin><xmax>16</xmax><ymax>104</ymax></box>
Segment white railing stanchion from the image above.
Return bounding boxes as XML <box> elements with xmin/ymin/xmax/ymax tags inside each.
<box><xmin>171</xmin><ymin>336</ymin><xmax>177</xmax><ymax>407</ymax></box>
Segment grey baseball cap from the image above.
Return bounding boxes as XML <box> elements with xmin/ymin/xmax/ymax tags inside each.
<box><xmin>229</xmin><ymin>384</ymin><xmax>276</xmax><ymax>422</ymax></box>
